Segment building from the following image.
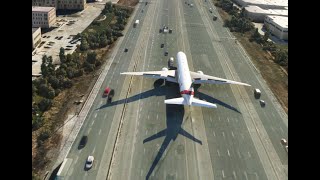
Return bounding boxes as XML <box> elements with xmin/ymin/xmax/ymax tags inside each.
<box><xmin>245</xmin><ymin>5</ymin><xmax>287</xmax><ymax>22</ymax></box>
<box><xmin>32</xmin><ymin>27</ymin><xmax>42</xmax><ymax>49</ymax></box>
<box><xmin>264</xmin><ymin>15</ymin><xmax>288</xmax><ymax>40</ymax></box>
<box><xmin>233</xmin><ymin>0</ymin><xmax>288</xmax><ymax>9</ymax></box>
<box><xmin>32</xmin><ymin>0</ymin><xmax>57</xmax><ymax>7</ymax></box>
<box><xmin>32</xmin><ymin>0</ymin><xmax>86</xmax><ymax>10</ymax></box>
<box><xmin>32</xmin><ymin>6</ymin><xmax>56</xmax><ymax>28</ymax></box>
<box><xmin>58</xmin><ymin>0</ymin><xmax>87</xmax><ymax>10</ymax></box>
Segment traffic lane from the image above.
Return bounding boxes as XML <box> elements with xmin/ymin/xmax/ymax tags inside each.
<box><xmin>64</xmin><ymin>4</ymin><xmax>151</xmax><ymax>179</ymax></box>
<box><xmin>182</xmin><ymin>3</ymin><xmax>271</xmax><ymax>179</ymax></box>
<box><xmin>189</xmin><ymin>2</ymin><xmax>286</xmax><ymax>178</ymax></box>
<box><xmin>220</xmin><ymin>40</ymin><xmax>288</xmax><ymax>162</ymax></box>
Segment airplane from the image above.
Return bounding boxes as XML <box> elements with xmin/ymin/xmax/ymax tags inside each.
<box><xmin>120</xmin><ymin>51</ymin><xmax>251</xmax><ymax>108</ymax></box>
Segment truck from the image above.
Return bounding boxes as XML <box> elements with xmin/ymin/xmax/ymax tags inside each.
<box><xmin>133</xmin><ymin>20</ymin><xmax>139</xmax><ymax>28</ymax></box>
<box><xmin>103</xmin><ymin>87</ymin><xmax>115</xmax><ymax>103</ymax></box>
<box><xmin>254</xmin><ymin>88</ymin><xmax>261</xmax><ymax>99</ymax></box>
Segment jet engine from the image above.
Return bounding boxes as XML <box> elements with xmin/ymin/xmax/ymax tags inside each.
<box><xmin>162</xmin><ymin>67</ymin><xmax>169</xmax><ymax>71</ymax></box>
<box><xmin>197</xmin><ymin>71</ymin><xmax>204</xmax><ymax>75</ymax></box>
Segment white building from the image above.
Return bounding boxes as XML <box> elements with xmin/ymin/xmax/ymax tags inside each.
<box><xmin>245</xmin><ymin>5</ymin><xmax>287</xmax><ymax>22</ymax></box>
<box><xmin>32</xmin><ymin>6</ymin><xmax>56</xmax><ymax>28</ymax></box>
<box><xmin>233</xmin><ymin>0</ymin><xmax>287</xmax><ymax>9</ymax></box>
<box><xmin>32</xmin><ymin>27</ymin><xmax>41</xmax><ymax>49</ymax></box>
<box><xmin>264</xmin><ymin>15</ymin><xmax>288</xmax><ymax>40</ymax></box>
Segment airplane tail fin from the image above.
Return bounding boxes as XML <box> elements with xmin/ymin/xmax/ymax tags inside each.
<box><xmin>164</xmin><ymin>97</ymin><xmax>217</xmax><ymax>108</ymax></box>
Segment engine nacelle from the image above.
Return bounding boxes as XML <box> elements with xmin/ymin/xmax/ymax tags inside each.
<box><xmin>162</xmin><ymin>67</ymin><xmax>168</xmax><ymax>71</ymax></box>
<box><xmin>197</xmin><ymin>71</ymin><xmax>204</xmax><ymax>75</ymax></box>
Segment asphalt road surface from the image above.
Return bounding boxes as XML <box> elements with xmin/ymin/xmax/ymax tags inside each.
<box><xmin>62</xmin><ymin>0</ymin><xmax>288</xmax><ymax>180</ymax></box>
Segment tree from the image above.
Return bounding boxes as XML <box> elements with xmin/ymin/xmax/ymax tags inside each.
<box><xmin>275</xmin><ymin>50</ymin><xmax>288</xmax><ymax>66</ymax></box>
<box><xmin>32</xmin><ymin>83</ymin><xmax>37</xmax><ymax>97</ymax></box>
<box><xmin>59</xmin><ymin>47</ymin><xmax>66</xmax><ymax>63</ymax></box>
<box><xmin>239</xmin><ymin>7</ymin><xmax>246</xmax><ymax>18</ymax></box>
<box><xmin>263</xmin><ymin>30</ymin><xmax>270</xmax><ymax>43</ymax></box>
<box><xmin>32</xmin><ymin>114</ymin><xmax>44</xmax><ymax>131</ymax></box>
<box><xmin>38</xmin><ymin>98</ymin><xmax>52</xmax><ymax>111</ymax></box>
<box><xmin>41</xmin><ymin>55</ymin><xmax>49</xmax><ymax>77</ymax></box>
<box><xmin>48</xmin><ymin>75</ymin><xmax>60</xmax><ymax>90</ymax></box>
<box><xmin>80</xmin><ymin>39</ymin><xmax>89</xmax><ymax>51</ymax></box>
<box><xmin>86</xmin><ymin>51</ymin><xmax>97</xmax><ymax>64</ymax></box>
<box><xmin>251</xmin><ymin>28</ymin><xmax>262</xmax><ymax>43</ymax></box>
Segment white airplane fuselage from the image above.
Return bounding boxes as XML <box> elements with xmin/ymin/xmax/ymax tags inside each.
<box><xmin>176</xmin><ymin>52</ymin><xmax>194</xmax><ymax>105</ymax></box>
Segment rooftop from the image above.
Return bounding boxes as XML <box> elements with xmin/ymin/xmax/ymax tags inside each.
<box><xmin>32</xmin><ymin>6</ymin><xmax>55</xmax><ymax>12</ymax></box>
<box><xmin>266</xmin><ymin>15</ymin><xmax>288</xmax><ymax>29</ymax></box>
<box><xmin>246</xmin><ymin>5</ymin><xmax>288</xmax><ymax>16</ymax></box>
<box><xmin>241</xmin><ymin>0</ymin><xmax>288</xmax><ymax>7</ymax></box>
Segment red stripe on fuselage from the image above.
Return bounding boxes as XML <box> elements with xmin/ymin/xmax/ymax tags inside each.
<box><xmin>180</xmin><ymin>90</ymin><xmax>194</xmax><ymax>95</ymax></box>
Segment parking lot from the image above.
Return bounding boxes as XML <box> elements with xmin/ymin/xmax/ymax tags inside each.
<box><xmin>32</xmin><ymin>1</ymin><xmax>108</xmax><ymax>75</ymax></box>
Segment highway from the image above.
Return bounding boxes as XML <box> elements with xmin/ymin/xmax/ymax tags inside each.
<box><xmin>62</xmin><ymin>0</ymin><xmax>288</xmax><ymax>179</ymax></box>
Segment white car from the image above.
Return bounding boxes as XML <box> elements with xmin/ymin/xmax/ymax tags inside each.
<box><xmin>85</xmin><ymin>156</ymin><xmax>94</xmax><ymax>169</ymax></box>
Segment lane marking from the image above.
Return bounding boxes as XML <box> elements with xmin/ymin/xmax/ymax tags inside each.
<box><xmin>227</xmin><ymin>149</ymin><xmax>230</xmax><ymax>156</ymax></box>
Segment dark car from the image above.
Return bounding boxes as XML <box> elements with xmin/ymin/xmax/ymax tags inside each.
<box><xmin>124</xmin><ymin>48</ymin><xmax>128</xmax><ymax>52</ymax></box>
<box><xmin>164</xmin><ymin>51</ymin><xmax>168</xmax><ymax>56</ymax></box>
<box><xmin>78</xmin><ymin>136</ymin><xmax>88</xmax><ymax>149</ymax></box>
<box><xmin>160</xmin><ymin>43</ymin><xmax>164</xmax><ymax>48</ymax></box>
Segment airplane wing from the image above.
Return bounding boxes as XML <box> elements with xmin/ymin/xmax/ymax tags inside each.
<box><xmin>190</xmin><ymin>71</ymin><xmax>251</xmax><ymax>86</ymax></box>
<box><xmin>121</xmin><ymin>70</ymin><xmax>177</xmax><ymax>82</ymax></box>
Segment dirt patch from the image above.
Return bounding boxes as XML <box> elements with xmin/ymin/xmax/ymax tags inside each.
<box><xmin>117</xmin><ymin>0</ymin><xmax>139</xmax><ymax>7</ymax></box>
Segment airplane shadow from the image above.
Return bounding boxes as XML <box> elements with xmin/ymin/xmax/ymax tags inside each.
<box><xmin>194</xmin><ymin>85</ymin><xmax>241</xmax><ymax>114</ymax></box>
<box><xmin>96</xmin><ymin>79</ymin><xmax>166</xmax><ymax>110</ymax></box>
<box><xmin>144</xmin><ymin>84</ymin><xmax>202</xmax><ymax>180</ymax></box>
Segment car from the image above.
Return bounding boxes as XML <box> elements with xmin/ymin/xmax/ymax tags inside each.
<box><xmin>160</xmin><ymin>43</ymin><xmax>164</xmax><ymax>48</ymax></box>
<box><xmin>285</xmin><ymin>145</ymin><xmax>288</xmax><ymax>153</ymax></box>
<box><xmin>124</xmin><ymin>48</ymin><xmax>128</xmax><ymax>52</ymax></box>
<box><xmin>164</xmin><ymin>51</ymin><xmax>168</xmax><ymax>56</ymax></box>
<box><xmin>85</xmin><ymin>156</ymin><xmax>94</xmax><ymax>169</ymax></box>
<box><xmin>281</xmin><ymin>138</ymin><xmax>287</xmax><ymax>145</ymax></box>
<box><xmin>78</xmin><ymin>136</ymin><xmax>88</xmax><ymax>149</ymax></box>
<box><xmin>259</xmin><ymin>100</ymin><xmax>266</xmax><ymax>107</ymax></box>
<box><xmin>47</xmin><ymin>36</ymin><xmax>51</xmax><ymax>38</ymax></box>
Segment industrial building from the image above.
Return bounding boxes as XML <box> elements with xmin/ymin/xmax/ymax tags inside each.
<box><xmin>32</xmin><ymin>0</ymin><xmax>86</xmax><ymax>10</ymax></box>
<box><xmin>32</xmin><ymin>27</ymin><xmax>41</xmax><ymax>49</ymax></box>
<box><xmin>245</xmin><ymin>5</ymin><xmax>287</xmax><ymax>22</ymax></box>
<box><xmin>264</xmin><ymin>15</ymin><xmax>288</xmax><ymax>40</ymax></box>
<box><xmin>32</xmin><ymin>6</ymin><xmax>56</xmax><ymax>28</ymax></box>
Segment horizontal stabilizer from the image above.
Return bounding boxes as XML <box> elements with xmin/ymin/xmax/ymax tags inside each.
<box><xmin>164</xmin><ymin>97</ymin><xmax>186</xmax><ymax>105</ymax></box>
<box><xmin>191</xmin><ymin>98</ymin><xmax>217</xmax><ymax>108</ymax></box>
